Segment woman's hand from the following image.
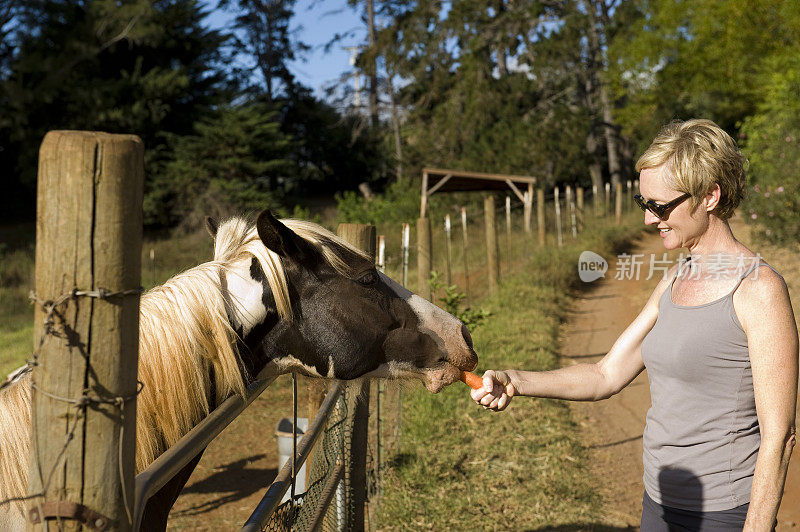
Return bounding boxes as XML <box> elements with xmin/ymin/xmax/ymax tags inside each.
<box><xmin>470</xmin><ymin>370</ymin><xmax>516</xmax><ymax>411</ymax></box>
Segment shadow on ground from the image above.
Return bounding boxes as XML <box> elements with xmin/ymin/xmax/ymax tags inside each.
<box><xmin>171</xmin><ymin>454</ymin><xmax>277</xmax><ymax>517</ymax></box>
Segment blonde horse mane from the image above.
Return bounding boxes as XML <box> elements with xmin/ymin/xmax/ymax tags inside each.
<box><xmin>0</xmin><ymin>215</ymin><xmax>368</xmax><ymax>517</ymax></box>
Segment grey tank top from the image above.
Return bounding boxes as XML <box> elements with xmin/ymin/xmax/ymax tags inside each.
<box><xmin>640</xmin><ymin>257</ymin><xmax>781</xmax><ymax>511</ymax></box>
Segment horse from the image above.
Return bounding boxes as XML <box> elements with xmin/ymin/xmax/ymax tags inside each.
<box><xmin>0</xmin><ymin>210</ymin><xmax>478</xmax><ymax>531</ymax></box>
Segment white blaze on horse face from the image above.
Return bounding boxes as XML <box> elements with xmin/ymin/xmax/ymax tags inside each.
<box><xmin>225</xmin><ymin>263</ymin><xmax>268</xmax><ymax>337</ymax></box>
<box><xmin>378</xmin><ymin>272</ymin><xmax>473</xmax><ymax>364</ymax></box>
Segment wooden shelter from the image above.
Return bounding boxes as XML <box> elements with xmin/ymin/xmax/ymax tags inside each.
<box><xmin>419</xmin><ymin>167</ymin><xmax>537</xmax><ymax>220</ymax></box>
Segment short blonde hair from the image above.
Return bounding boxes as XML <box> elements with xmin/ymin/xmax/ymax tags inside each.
<box><xmin>635</xmin><ymin>119</ymin><xmax>746</xmax><ymax>219</ymax></box>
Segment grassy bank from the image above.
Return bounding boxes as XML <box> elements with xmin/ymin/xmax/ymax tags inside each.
<box><xmin>375</xmin><ymin>217</ymin><xmax>643</xmax><ymax>531</ymax></box>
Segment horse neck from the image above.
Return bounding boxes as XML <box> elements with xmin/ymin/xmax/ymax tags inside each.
<box><xmin>135</xmin><ymin>264</ymin><xmax>248</xmax><ymax>472</ymax></box>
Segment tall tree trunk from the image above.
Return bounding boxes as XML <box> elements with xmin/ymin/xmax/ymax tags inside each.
<box><xmin>494</xmin><ymin>0</ymin><xmax>508</xmax><ymax>76</ymax></box>
<box><xmin>579</xmin><ymin>46</ymin><xmax>604</xmax><ymax>192</ymax></box>
<box><xmin>598</xmin><ymin>82</ymin><xmax>621</xmax><ymax>186</ymax></box>
<box><xmin>585</xmin><ymin>125</ymin><xmax>604</xmax><ymax>191</ymax></box>
<box><xmin>387</xmin><ymin>69</ymin><xmax>403</xmax><ymax>179</ymax></box>
<box><xmin>583</xmin><ymin>0</ymin><xmax>621</xmax><ymax>186</ymax></box>
<box><xmin>264</xmin><ymin>13</ymin><xmax>273</xmax><ymax>102</ymax></box>
<box><xmin>366</xmin><ymin>0</ymin><xmax>379</xmax><ymax>128</ymax></box>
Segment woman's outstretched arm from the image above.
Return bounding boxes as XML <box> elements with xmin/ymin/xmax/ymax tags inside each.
<box><xmin>471</xmin><ymin>266</ymin><xmax>676</xmax><ymax>411</ymax></box>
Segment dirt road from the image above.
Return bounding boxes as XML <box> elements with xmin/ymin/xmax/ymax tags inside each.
<box><xmin>563</xmin><ymin>227</ymin><xmax>799</xmax><ymax>529</ymax></box>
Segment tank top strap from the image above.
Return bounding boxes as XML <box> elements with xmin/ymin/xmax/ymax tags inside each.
<box><xmin>669</xmin><ymin>256</ymin><xmax>692</xmax><ymax>289</ymax></box>
<box><xmin>731</xmin><ymin>258</ymin><xmax>780</xmax><ymax>294</ymax></box>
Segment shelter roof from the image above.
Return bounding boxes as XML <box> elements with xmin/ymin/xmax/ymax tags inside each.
<box><xmin>422</xmin><ymin>167</ymin><xmax>537</xmax><ymax>194</ymax></box>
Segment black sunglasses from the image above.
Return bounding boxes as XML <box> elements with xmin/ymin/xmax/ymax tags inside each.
<box><xmin>633</xmin><ymin>193</ymin><xmax>691</xmax><ymax>219</ymax></box>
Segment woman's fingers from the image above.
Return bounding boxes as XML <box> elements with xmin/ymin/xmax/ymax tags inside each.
<box><xmin>471</xmin><ymin>369</ymin><xmax>515</xmax><ymax>411</ymax></box>
<box><xmin>497</xmin><ymin>394</ymin><xmax>510</xmax><ymax>410</ymax></box>
<box><xmin>482</xmin><ymin>370</ymin><xmax>497</xmax><ymax>393</ymax></box>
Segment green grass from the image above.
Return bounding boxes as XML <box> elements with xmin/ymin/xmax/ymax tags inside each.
<box><xmin>374</xmin><ymin>214</ymin><xmax>643</xmax><ymax>531</ymax></box>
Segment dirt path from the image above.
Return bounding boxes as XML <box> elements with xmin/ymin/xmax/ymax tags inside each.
<box><xmin>562</xmin><ymin>228</ymin><xmax>800</xmax><ymax>529</ymax></box>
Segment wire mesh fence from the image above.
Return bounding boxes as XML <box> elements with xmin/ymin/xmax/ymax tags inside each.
<box><xmin>252</xmin><ymin>384</ymin><xmax>363</xmax><ymax>532</ymax></box>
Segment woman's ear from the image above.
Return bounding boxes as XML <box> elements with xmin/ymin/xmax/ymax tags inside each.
<box><xmin>705</xmin><ymin>183</ymin><xmax>722</xmax><ymax>213</ymax></box>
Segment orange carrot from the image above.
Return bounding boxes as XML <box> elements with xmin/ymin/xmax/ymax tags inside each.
<box><xmin>460</xmin><ymin>370</ymin><xmax>484</xmax><ymax>390</ymax></box>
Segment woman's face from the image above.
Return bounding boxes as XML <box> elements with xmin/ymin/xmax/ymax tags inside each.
<box><xmin>638</xmin><ymin>165</ymin><xmax>710</xmax><ymax>250</ymax></box>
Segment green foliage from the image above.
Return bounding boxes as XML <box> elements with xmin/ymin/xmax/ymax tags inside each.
<box><xmin>281</xmin><ymin>91</ymin><xmax>389</xmax><ymax>192</ymax></box>
<box><xmin>740</xmin><ymin>48</ymin><xmax>800</xmax><ymax>246</ymax></box>
<box><xmin>0</xmin><ymin>0</ymin><xmax>228</xmax><ymax>221</ymax></box>
<box><xmin>335</xmin><ymin>177</ymin><xmax>423</xmax><ymax>225</ymax></box>
<box><xmin>149</xmin><ymin>102</ymin><xmax>294</xmax><ymax>227</ymax></box>
<box><xmin>427</xmin><ymin>271</ymin><xmax>490</xmax><ymax>331</ymax></box>
<box><xmin>608</xmin><ymin>0</ymin><xmax>800</xmax><ymax>149</ymax></box>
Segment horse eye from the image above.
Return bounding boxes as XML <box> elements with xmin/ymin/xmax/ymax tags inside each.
<box><xmin>357</xmin><ymin>271</ymin><xmax>378</xmax><ymax>286</ymax></box>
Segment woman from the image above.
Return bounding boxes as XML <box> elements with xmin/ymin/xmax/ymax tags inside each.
<box><xmin>472</xmin><ymin>119</ymin><xmax>798</xmax><ymax>530</ymax></box>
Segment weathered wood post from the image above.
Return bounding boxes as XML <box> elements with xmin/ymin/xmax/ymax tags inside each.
<box><xmin>566</xmin><ymin>186</ymin><xmax>576</xmax><ymax>239</ymax></box>
<box><xmin>615</xmin><ymin>182</ymin><xmax>623</xmax><ymax>225</ymax></box>
<box><xmin>460</xmin><ymin>207</ymin><xmax>471</xmax><ymax>303</ymax></box>
<box><xmin>626</xmin><ymin>180</ymin><xmax>632</xmax><ymax>211</ymax></box>
<box><xmin>604</xmin><ymin>182</ymin><xmax>611</xmax><ymax>216</ymax></box>
<box><xmin>337</xmin><ymin>223</ymin><xmax>376</xmax><ymax>532</ymax></box>
<box><xmin>401</xmin><ymin>223</ymin><xmax>410</xmax><ymax>287</ymax></box>
<box><xmin>554</xmin><ymin>187</ymin><xmax>563</xmax><ymax>247</ymax></box>
<box><xmin>577</xmin><ymin>187</ymin><xmax>584</xmax><ymax>232</ymax></box>
<box><xmin>444</xmin><ymin>215</ymin><xmax>453</xmax><ymax>286</ymax></box>
<box><xmin>505</xmin><ymin>196</ymin><xmax>512</xmax><ymax>271</ymax></box>
<box><xmin>484</xmin><ymin>196</ymin><xmax>500</xmax><ymax>293</ymax></box>
<box><xmin>377</xmin><ymin>235</ymin><xmax>386</xmax><ymax>272</ymax></box>
<box><xmin>592</xmin><ymin>184</ymin><xmax>599</xmax><ymax>218</ymax></box>
<box><xmin>416</xmin><ymin>217</ymin><xmax>432</xmax><ymax>300</ymax></box>
<box><xmin>536</xmin><ymin>188</ymin><xmax>546</xmax><ymax>247</ymax></box>
<box><xmin>523</xmin><ymin>191</ymin><xmax>531</xmax><ymax>234</ymax></box>
<box><xmin>28</xmin><ymin>131</ymin><xmax>143</xmax><ymax>531</ymax></box>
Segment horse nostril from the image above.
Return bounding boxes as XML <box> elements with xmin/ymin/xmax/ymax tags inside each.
<box><xmin>461</xmin><ymin>324</ymin><xmax>473</xmax><ymax>350</ymax></box>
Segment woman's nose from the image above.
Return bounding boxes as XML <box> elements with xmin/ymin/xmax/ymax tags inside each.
<box><xmin>644</xmin><ymin>209</ymin><xmax>660</xmax><ymax>225</ymax></box>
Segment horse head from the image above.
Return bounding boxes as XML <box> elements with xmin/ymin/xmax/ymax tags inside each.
<box><xmin>209</xmin><ymin>210</ymin><xmax>478</xmax><ymax>393</ymax></box>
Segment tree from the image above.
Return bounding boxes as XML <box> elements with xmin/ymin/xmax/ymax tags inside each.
<box><xmin>153</xmin><ymin>102</ymin><xmax>294</xmax><ymax>227</ymax></box>
<box><xmin>0</xmin><ymin>0</ymin><xmax>230</xmax><ymax>222</ymax></box>
<box><xmin>220</xmin><ymin>0</ymin><xmax>308</xmax><ymax>101</ymax></box>
<box><xmin>607</xmin><ymin>0</ymin><xmax>800</xmax><ymax>150</ymax></box>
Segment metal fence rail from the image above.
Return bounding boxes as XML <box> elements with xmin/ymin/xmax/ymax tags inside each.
<box><xmin>242</xmin><ymin>381</ymin><xmax>351</xmax><ymax>532</ymax></box>
<box><xmin>132</xmin><ymin>376</ymin><xmax>277</xmax><ymax>530</ymax></box>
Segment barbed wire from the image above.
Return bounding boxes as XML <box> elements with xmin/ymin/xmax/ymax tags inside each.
<box><xmin>0</xmin><ymin>286</ymin><xmax>143</xmax><ymax>528</ymax></box>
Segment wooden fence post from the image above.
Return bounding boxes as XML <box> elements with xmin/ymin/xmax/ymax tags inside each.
<box><xmin>401</xmin><ymin>223</ymin><xmax>410</xmax><ymax>287</ymax></box>
<box><xmin>444</xmin><ymin>215</ymin><xmax>453</xmax><ymax>286</ymax></box>
<box><xmin>605</xmin><ymin>183</ymin><xmax>611</xmax><ymax>216</ymax></box>
<box><xmin>568</xmin><ymin>186</ymin><xmax>577</xmax><ymax>238</ymax></box>
<box><xmin>592</xmin><ymin>184</ymin><xmax>599</xmax><ymax>218</ymax></box>
<box><xmin>577</xmin><ymin>187</ymin><xmax>584</xmax><ymax>232</ymax></box>
<box><xmin>626</xmin><ymin>180</ymin><xmax>632</xmax><ymax>211</ymax></box>
<box><xmin>28</xmin><ymin>131</ymin><xmax>143</xmax><ymax>531</ymax></box>
<box><xmin>615</xmin><ymin>182</ymin><xmax>623</xmax><ymax>225</ymax></box>
<box><xmin>505</xmin><ymin>196</ymin><xmax>511</xmax><ymax>270</ymax></box>
<box><xmin>416</xmin><ymin>217</ymin><xmax>432</xmax><ymax>300</ymax></box>
<box><xmin>484</xmin><ymin>196</ymin><xmax>499</xmax><ymax>293</ymax></box>
<box><xmin>523</xmin><ymin>191</ymin><xmax>531</xmax><ymax>233</ymax></box>
<box><xmin>536</xmin><ymin>189</ymin><xmax>546</xmax><ymax>247</ymax></box>
<box><xmin>460</xmin><ymin>208</ymin><xmax>471</xmax><ymax>303</ymax></box>
<box><xmin>554</xmin><ymin>187</ymin><xmax>563</xmax><ymax>247</ymax></box>
<box><xmin>337</xmin><ymin>223</ymin><xmax>376</xmax><ymax>532</ymax></box>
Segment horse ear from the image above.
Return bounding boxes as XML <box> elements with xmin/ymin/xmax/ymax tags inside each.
<box><xmin>205</xmin><ymin>217</ymin><xmax>218</xmax><ymax>238</ymax></box>
<box><xmin>256</xmin><ymin>210</ymin><xmax>304</xmax><ymax>259</ymax></box>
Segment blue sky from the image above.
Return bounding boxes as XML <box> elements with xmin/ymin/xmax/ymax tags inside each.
<box><xmin>206</xmin><ymin>1</ymin><xmax>366</xmax><ymax>100</ymax></box>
